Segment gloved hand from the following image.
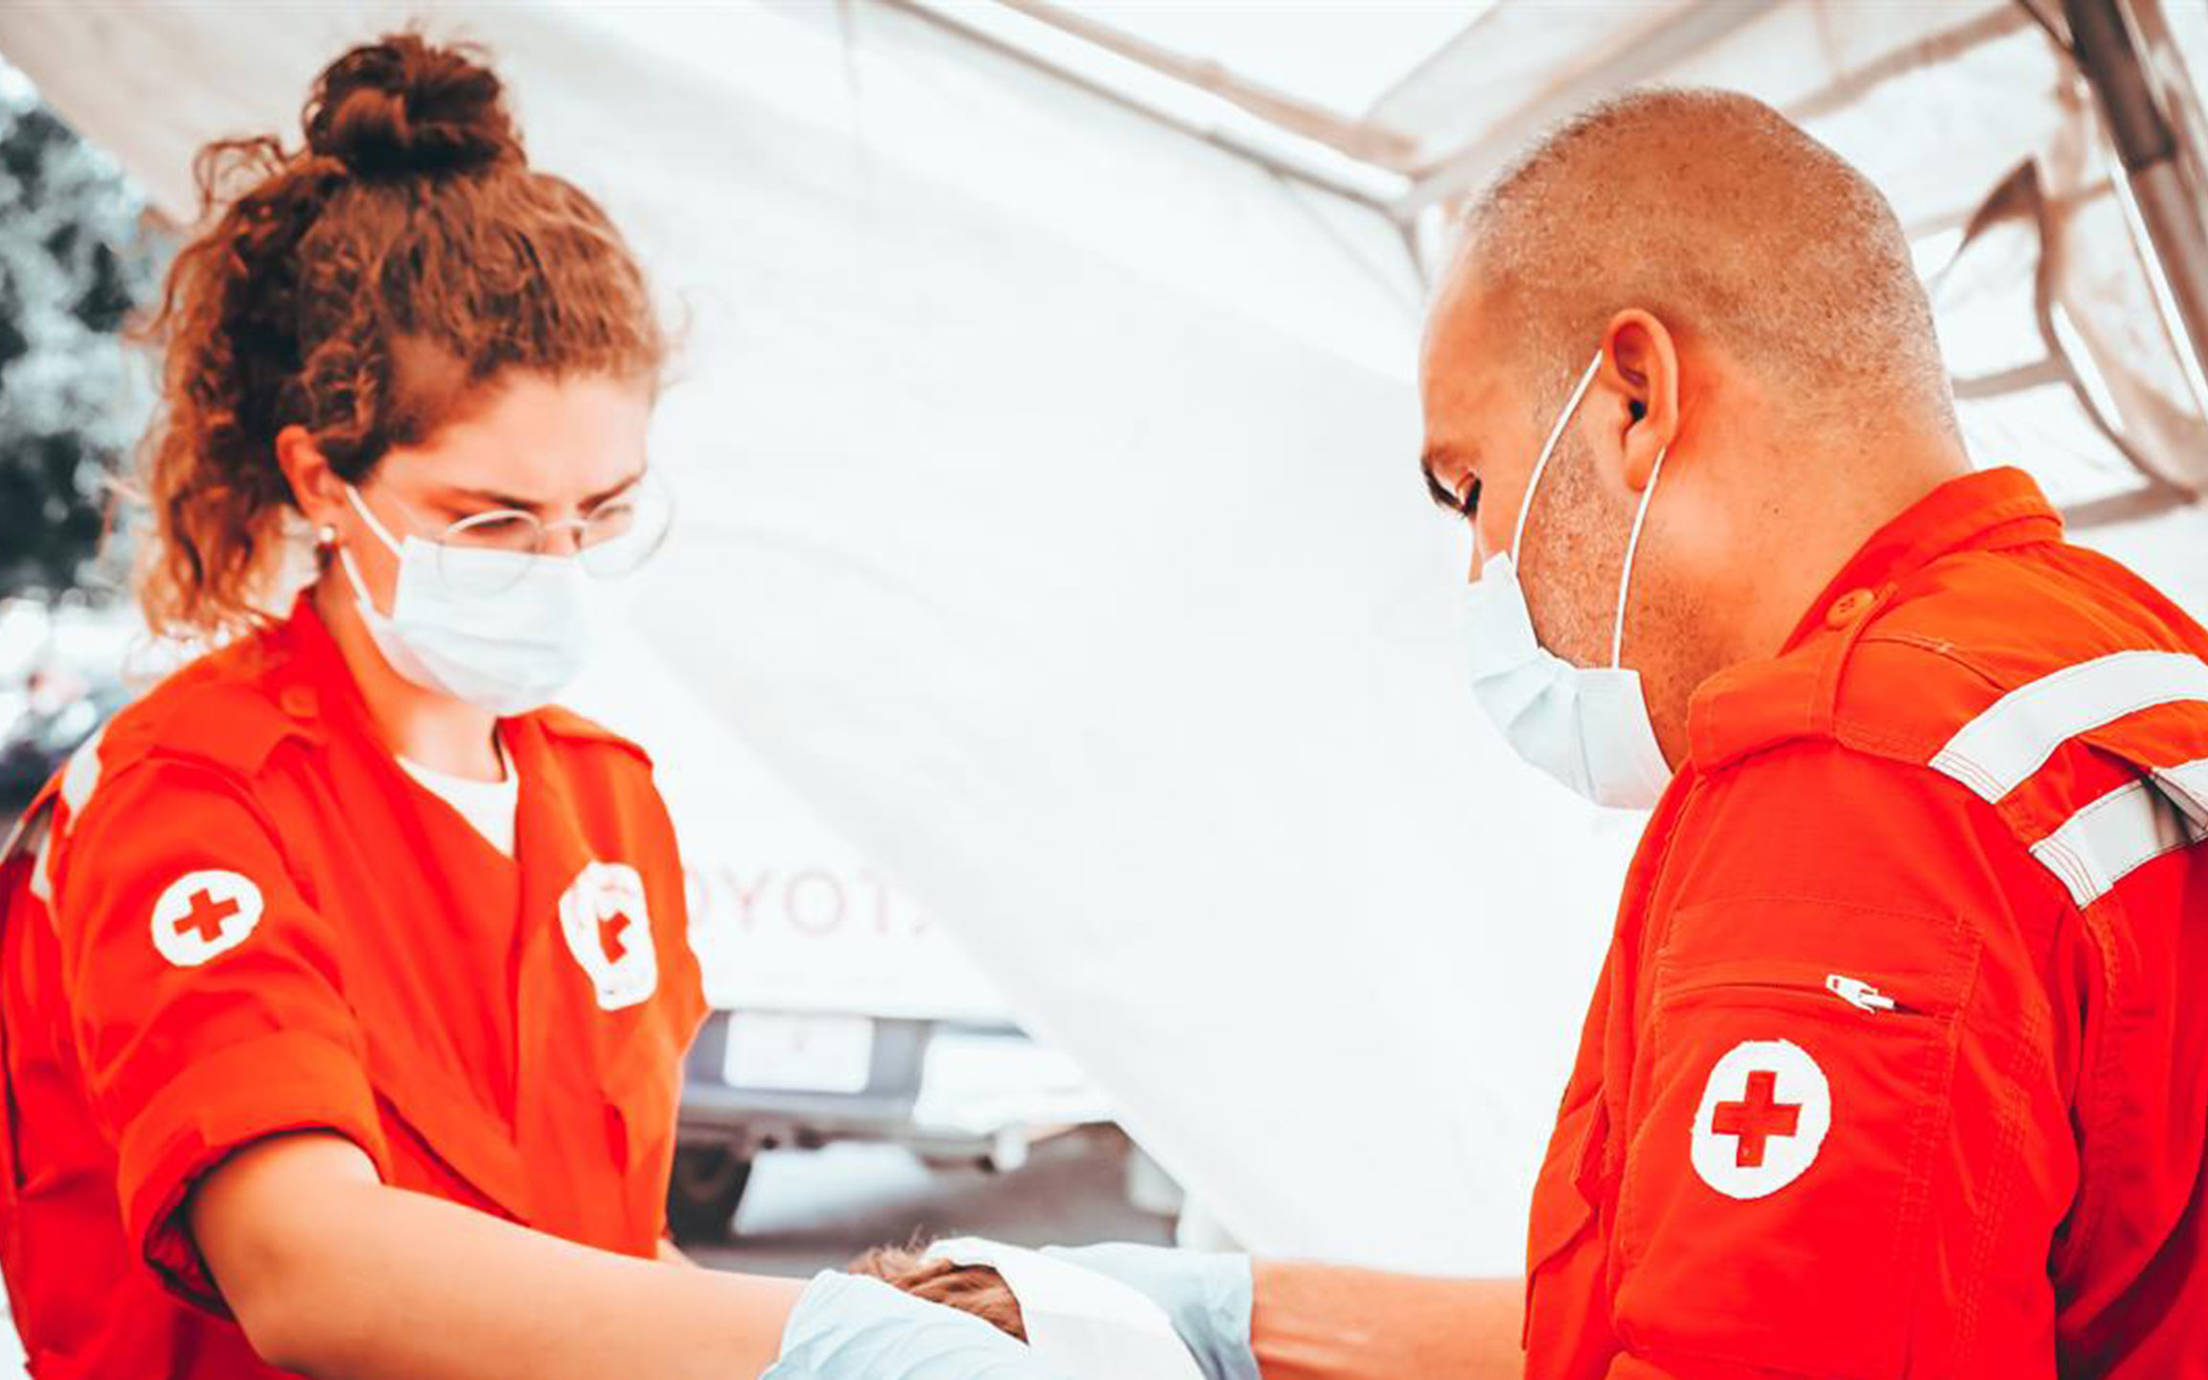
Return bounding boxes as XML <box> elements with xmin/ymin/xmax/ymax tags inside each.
<box><xmin>764</xmin><ymin>1270</ymin><xmax>1071</xmax><ymax>1379</ymax></box>
<box><xmin>1040</xmin><ymin>1243</ymin><xmax>1259</xmax><ymax>1380</ymax></box>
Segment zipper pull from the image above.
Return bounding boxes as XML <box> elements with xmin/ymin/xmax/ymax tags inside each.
<box><xmin>1826</xmin><ymin>973</ymin><xmax>1898</xmax><ymax>1014</ymax></box>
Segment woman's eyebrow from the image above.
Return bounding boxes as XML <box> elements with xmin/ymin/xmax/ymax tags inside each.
<box><xmin>437</xmin><ymin>466</ymin><xmax>647</xmax><ymax>515</ymax></box>
<box><xmin>441</xmin><ymin>484</ymin><xmax>543</xmax><ymax>514</ymax></box>
<box><xmin>581</xmin><ymin>467</ymin><xmax>648</xmax><ymax>509</ymax></box>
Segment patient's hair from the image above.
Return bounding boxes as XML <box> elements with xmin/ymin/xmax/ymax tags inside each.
<box><xmin>848</xmin><ymin>1244</ymin><xmax>1028</xmax><ymax>1342</ymax></box>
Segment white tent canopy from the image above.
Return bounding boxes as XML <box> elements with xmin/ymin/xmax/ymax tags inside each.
<box><xmin>4</xmin><ymin>1</ymin><xmax>2206</xmax><ymax>1276</ymax></box>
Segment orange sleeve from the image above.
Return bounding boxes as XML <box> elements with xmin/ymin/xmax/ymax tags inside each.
<box><xmin>52</xmin><ymin>757</ymin><xmax>393</xmax><ymax>1313</ymax></box>
<box><xmin>1601</xmin><ymin>741</ymin><xmax>2080</xmax><ymax>1378</ymax></box>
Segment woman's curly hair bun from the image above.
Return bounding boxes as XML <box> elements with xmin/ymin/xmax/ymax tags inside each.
<box><xmin>136</xmin><ymin>28</ymin><xmax>663</xmax><ymax>639</ymax></box>
<box><xmin>304</xmin><ymin>31</ymin><xmax>521</xmax><ymax>179</ymax></box>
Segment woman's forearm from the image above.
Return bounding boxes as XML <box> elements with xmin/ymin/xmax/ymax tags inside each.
<box><xmin>1251</xmin><ymin>1262</ymin><xmax>1523</xmax><ymax>1380</ymax></box>
<box><xmin>195</xmin><ymin>1134</ymin><xmax>804</xmax><ymax>1380</ymax></box>
<box><xmin>286</xmin><ymin>1183</ymin><xmax>803</xmax><ymax>1379</ymax></box>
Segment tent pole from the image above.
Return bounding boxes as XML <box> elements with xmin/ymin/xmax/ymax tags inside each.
<box><xmin>1390</xmin><ymin>0</ymin><xmax>1772</xmax><ymax>221</ymax></box>
<box><xmin>988</xmin><ymin>0</ymin><xmax>1419</xmax><ymax>173</ymax></box>
<box><xmin>2065</xmin><ymin>0</ymin><xmax>2208</xmax><ymax>419</ymax></box>
<box><xmin>880</xmin><ymin>0</ymin><xmax>1401</xmax><ymax>214</ymax></box>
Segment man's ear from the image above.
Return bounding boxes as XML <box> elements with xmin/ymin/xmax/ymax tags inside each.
<box><xmin>1597</xmin><ymin>309</ymin><xmax>1681</xmax><ymax>494</ymax></box>
<box><xmin>274</xmin><ymin>425</ymin><xmax>346</xmax><ymax>530</ymax></box>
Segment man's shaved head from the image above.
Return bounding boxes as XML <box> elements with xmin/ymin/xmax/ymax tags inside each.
<box><xmin>1455</xmin><ymin>87</ymin><xmax>1952</xmax><ymax>433</ymax></box>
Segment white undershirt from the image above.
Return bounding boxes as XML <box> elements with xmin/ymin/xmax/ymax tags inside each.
<box><xmin>399</xmin><ymin>736</ymin><xmax>519</xmax><ymax>858</ymax></box>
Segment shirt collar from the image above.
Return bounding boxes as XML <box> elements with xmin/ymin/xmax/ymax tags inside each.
<box><xmin>1686</xmin><ymin>466</ymin><xmax>2063</xmax><ymax>769</ymax></box>
<box><xmin>1775</xmin><ymin>466</ymin><xmax>2061</xmax><ymax>655</ymax></box>
<box><xmin>267</xmin><ymin>587</ymin><xmax>372</xmax><ymax>735</ymax></box>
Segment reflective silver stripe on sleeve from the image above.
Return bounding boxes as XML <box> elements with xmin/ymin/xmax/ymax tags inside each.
<box><xmin>26</xmin><ymin>825</ymin><xmax>55</xmax><ymax>904</ymax></box>
<box><xmin>1930</xmin><ymin>651</ymin><xmax>2208</xmax><ymax>802</ymax></box>
<box><xmin>2155</xmin><ymin>756</ymin><xmax>2208</xmax><ymax>829</ymax></box>
<box><xmin>2028</xmin><ymin>767</ymin><xmax>2208</xmax><ymax>908</ymax></box>
<box><xmin>14</xmin><ymin>725</ymin><xmax>107</xmax><ymax>907</ymax></box>
<box><xmin>59</xmin><ymin>722</ymin><xmax>105</xmax><ymax>816</ymax></box>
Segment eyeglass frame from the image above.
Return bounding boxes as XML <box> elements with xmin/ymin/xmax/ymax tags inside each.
<box><xmin>338</xmin><ymin>469</ymin><xmax>674</xmax><ymax>595</ymax></box>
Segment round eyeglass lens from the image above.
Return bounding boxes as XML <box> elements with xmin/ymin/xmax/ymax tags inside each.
<box><xmin>433</xmin><ymin>509</ymin><xmax>542</xmax><ymax>597</ymax></box>
<box><xmin>578</xmin><ymin>480</ymin><xmax>672</xmax><ymax>579</ymax></box>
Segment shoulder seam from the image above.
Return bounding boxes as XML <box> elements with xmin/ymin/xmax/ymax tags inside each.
<box><xmin>1696</xmin><ymin>737</ymin><xmax>2086</xmax><ymax>920</ymax></box>
<box><xmin>55</xmin><ymin>752</ymin><xmax>323</xmax><ymax>916</ymax></box>
<box><xmin>532</xmin><ymin>708</ymin><xmax>652</xmax><ymax>766</ymax></box>
<box><xmin>1828</xmin><ymin>630</ymin><xmax>2009</xmax><ymax>766</ymax></box>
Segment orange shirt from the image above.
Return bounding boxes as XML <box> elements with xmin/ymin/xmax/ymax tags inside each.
<box><xmin>1524</xmin><ymin>468</ymin><xmax>2208</xmax><ymax>1379</ymax></box>
<box><xmin>0</xmin><ymin>595</ymin><xmax>706</xmax><ymax>1377</ymax></box>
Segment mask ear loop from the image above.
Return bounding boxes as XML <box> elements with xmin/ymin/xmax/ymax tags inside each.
<box><xmin>1609</xmin><ymin>443</ymin><xmax>1668</xmax><ymax>669</ymax></box>
<box><xmin>334</xmin><ymin>487</ymin><xmax>407</xmax><ymax>618</ymax></box>
<box><xmin>1510</xmin><ymin>351</ymin><xmax>1607</xmax><ymax>563</ymax></box>
<box><xmin>344</xmin><ymin>484</ymin><xmax>407</xmax><ymax>557</ymax></box>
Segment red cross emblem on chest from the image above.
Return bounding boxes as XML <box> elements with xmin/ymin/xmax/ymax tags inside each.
<box><xmin>557</xmin><ymin>861</ymin><xmax>659</xmax><ymax>1012</ymax></box>
<box><xmin>597</xmin><ymin>909</ymin><xmax>632</xmax><ymax>965</ymax></box>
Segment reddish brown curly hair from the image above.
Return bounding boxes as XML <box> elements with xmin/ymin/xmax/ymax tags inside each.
<box><xmin>134</xmin><ymin>29</ymin><xmax>666</xmax><ymax>638</ymax></box>
<box><xmin>848</xmin><ymin>1244</ymin><xmax>1030</xmax><ymax>1342</ymax></box>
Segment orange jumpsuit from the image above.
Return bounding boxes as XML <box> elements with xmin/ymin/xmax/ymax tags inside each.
<box><xmin>1525</xmin><ymin>468</ymin><xmax>2208</xmax><ymax>1379</ymax></box>
<box><xmin>0</xmin><ymin>595</ymin><xmax>706</xmax><ymax>1377</ymax></box>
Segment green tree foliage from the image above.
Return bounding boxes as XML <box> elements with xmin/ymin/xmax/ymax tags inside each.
<box><xmin>0</xmin><ymin>61</ymin><xmax>168</xmax><ymax>602</ymax></box>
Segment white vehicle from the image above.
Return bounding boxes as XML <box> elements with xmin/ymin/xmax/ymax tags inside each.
<box><xmin>564</xmin><ymin>627</ymin><xmax>1114</xmax><ymax>1243</ymax></box>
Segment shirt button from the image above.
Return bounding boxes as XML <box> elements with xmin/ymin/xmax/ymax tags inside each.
<box><xmin>1825</xmin><ymin>588</ymin><xmax>1877</xmax><ymax>629</ymax></box>
<box><xmin>279</xmin><ymin>686</ymin><xmax>317</xmax><ymax>718</ymax></box>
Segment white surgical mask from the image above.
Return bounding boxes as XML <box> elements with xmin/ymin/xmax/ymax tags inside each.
<box><xmin>336</xmin><ymin>485</ymin><xmax>610</xmax><ymax>715</ymax></box>
<box><xmin>1462</xmin><ymin>351</ymin><xmax>1673</xmax><ymax>809</ymax></box>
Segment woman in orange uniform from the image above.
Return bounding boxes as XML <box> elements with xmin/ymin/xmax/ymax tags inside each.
<box><xmin>0</xmin><ymin>32</ymin><xmax>1055</xmax><ymax>1380</ymax></box>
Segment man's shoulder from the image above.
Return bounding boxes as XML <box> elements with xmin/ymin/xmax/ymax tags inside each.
<box><xmin>1834</xmin><ymin>538</ymin><xmax>2208</xmax><ymax>769</ymax></box>
<box><xmin>1696</xmin><ymin>535</ymin><xmax>2208</xmax><ymax>773</ymax></box>
<box><xmin>1689</xmin><ymin>534</ymin><xmax>2208</xmax><ymax>910</ymax></box>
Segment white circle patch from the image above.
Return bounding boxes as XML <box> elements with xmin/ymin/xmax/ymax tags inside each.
<box><xmin>150</xmin><ymin>869</ymin><xmax>264</xmax><ymax>967</ymax></box>
<box><xmin>1690</xmin><ymin>1039</ymin><xmax>1831</xmax><ymax>1200</ymax></box>
<box><xmin>558</xmin><ymin>861</ymin><xmax>659</xmax><ymax>1012</ymax></box>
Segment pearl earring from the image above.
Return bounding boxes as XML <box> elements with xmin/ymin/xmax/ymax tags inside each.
<box><xmin>316</xmin><ymin>523</ymin><xmax>337</xmax><ymax>549</ymax></box>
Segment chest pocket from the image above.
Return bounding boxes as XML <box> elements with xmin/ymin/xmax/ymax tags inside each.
<box><xmin>1607</xmin><ymin>899</ymin><xmax>1981</xmax><ymax>1379</ymax></box>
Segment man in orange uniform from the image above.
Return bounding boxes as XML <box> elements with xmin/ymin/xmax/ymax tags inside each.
<box><xmin>1049</xmin><ymin>89</ymin><xmax>2208</xmax><ymax>1379</ymax></box>
<box><xmin>0</xmin><ymin>593</ymin><xmax>707</xmax><ymax>1373</ymax></box>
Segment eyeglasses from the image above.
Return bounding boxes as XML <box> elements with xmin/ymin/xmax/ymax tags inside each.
<box><xmin>384</xmin><ymin>474</ymin><xmax>675</xmax><ymax>598</ymax></box>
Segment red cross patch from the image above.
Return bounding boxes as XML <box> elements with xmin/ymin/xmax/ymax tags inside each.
<box><xmin>1690</xmin><ymin>1039</ymin><xmax>1831</xmax><ymax>1200</ymax></box>
<box><xmin>150</xmin><ymin>869</ymin><xmax>264</xmax><ymax>967</ymax></box>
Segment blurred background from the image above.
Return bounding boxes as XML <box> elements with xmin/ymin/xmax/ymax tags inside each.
<box><xmin>2</xmin><ymin>1</ymin><xmax>2207</xmax><ymax>1370</ymax></box>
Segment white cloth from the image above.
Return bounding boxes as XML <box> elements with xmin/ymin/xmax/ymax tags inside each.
<box><xmin>923</xmin><ymin>1238</ymin><xmax>1207</xmax><ymax>1380</ymax></box>
<box><xmin>398</xmin><ymin>735</ymin><xmax>518</xmax><ymax>858</ymax></box>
